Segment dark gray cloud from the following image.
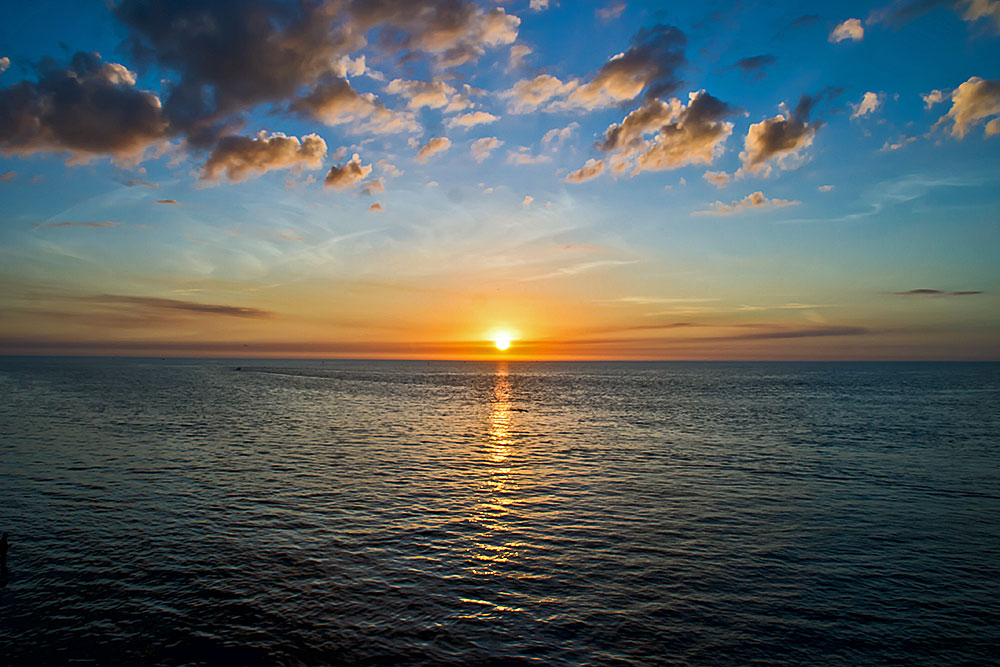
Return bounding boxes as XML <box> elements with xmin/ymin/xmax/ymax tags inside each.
<box><xmin>790</xmin><ymin>14</ymin><xmax>822</xmax><ymax>27</ymax></box>
<box><xmin>890</xmin><ymin>289</ymin><xmax>984</xmax><ymax>295</ymax></box>
<box><xmin>155</xmin><ymin>199</ymin><xmax>179</xmax><ymax>204</ymax></box>
<box><xmin>577</xmin><ymin>24</ymin><xmax>686</xmax><ymax>105</ymax></box>
<box><xmin>732</xmin><ymin>326</ymin><xmax>870</xmax><ymax>340</ymax></box>
<box><xmin>0</xmin><ymin>51</ymin><xmax>168</xmax><ymax>160</ymax></box>
<box><xmin>113</xmin><ymin>0</ymin><xmax>517</xmax><ymax>143</ymax></box>
<box><xmin>124</xmin><ymin>178</ymin><xmax>158</xmax><ymax>188</ymax></box>
<box><xmin>348</xmin><ymin>1</ymin><xmax>519</xmax><ymax>67</ymax></box>
<box><xmin>740</xmin><ymin>90</ymin><xmax>839</xmax><ymax>176</ymax></box>
<box><xmin>86</xmin><ymin>294</ymin><xmax>271</xmax><ymax>318</ymax></box>
<box><xmin>870</xmin><ymin>0</ymin><xmax>1000</xmax><ymax>29</ymax></box>
<box><xmin>114</xmin><ymin>0</ymin><xmax>358</xmax><ymax>140</ymax></box>
<box><xmin>869</xmin><ymin>0</ymin><xmax>953</xmax><ymax>27</ymax></box>
<box><xmin>731</xmin><ymin>54</ymin><xmax>776</xmax><ymax>79</ymax></box>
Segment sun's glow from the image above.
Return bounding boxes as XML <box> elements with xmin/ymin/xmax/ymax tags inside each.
<box><xmin>492</xmin><ymin>332</ymin><xmax>513</xmax><ymax>351</ymax></box>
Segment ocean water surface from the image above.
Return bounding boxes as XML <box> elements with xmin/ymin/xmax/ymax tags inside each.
<box><xmin>0</xmin><ymin>358</ymin><xmax>998</xmax><ymax>665</ymax></box>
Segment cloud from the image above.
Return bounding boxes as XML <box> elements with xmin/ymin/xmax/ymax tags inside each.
<box><xmin>933</xmin><ymin>76</ymin><xmax>1000</xmax><ymax>138</ymax></box>
<box><xmin>155</xmin><ymin>199</ymin><xmax>179</xmax><ymax>205</ymax></box>
<box><xmin>202</xmin><ymin>131</ymin><xmax>327</xmax><ymax>182</ymax></box>
<box><xmin>960</xmin><ymin>0</ymin><xmax>1000</xmax><ymax>27</ymax></box>
<box><xmin>524</xmin><ymin>259</ymin><xmax>638</xmax><ymax>281</ymax></box>
<box><xmin>875</xmin><ymin>0</ymin><xmax>1000</xmax><ymax>29</ymax></box>
<box><xmin>471</xmin><ymin>136</ymin><xmax>503</xmax><ymax>162</ymax></box>
<box><xmin>880</xmin><ymin>135</ymin><xmax>917</xmax><ymax>151</ymax></box>
<box><xmin>830</xmin><ymin>18</ymin><xmax>864</xmax><ymax>42</ymax></box>
<box><xmin>731</xmin><ymin>54</ymin><xmax>776</xmax><ymax>79</ymax></box>
<box><xmin>530</xmin><ymin>0</ymin><xmax>550</xmax><ymax>10</ymax></box>
<box><xmin>361</xmin><ymin>178</ymin><xmax>384</xmax><ymax>195</ymax></box>
<box><xmin>0</xmin><ymin>57</ymin><xmax>9</xmax><ymax>73</ymax></box>
<box><xmin>597</xmin><ymin>2</ymin><xmax>626</xmax><ymax>21</ymax></box>
<box><xmin>732</xmin><ymin>326</ymin><xmax>869</xmax><ymax>340</ymax></box>
<box><xmin>416</xmin><ymin>137</ymin><xmax>451</xmax><ymax>162</ymax></box>
<box><xmin>113</xmin><ymin>0</ymin><xmax>355</xmax><ymax>140</ymax></box>
<box><xmin>890</xmin><ymin>288</ymin><xmax>984</xmax><ymax>295</ymax></box>
<box><xmin>694</xmin><ymin>191</ymin><xmax>800</xmax><ymax>215</ymax></box>
<box><xmin>504</xmin><ymin>25</ymin><xmax>686</xmax><ymax>112</ymax></box>
<box><xmin>324</xmin><ymin>153</ymin><xmax>373</xmax><ymax>189</ymax></box>
<box><xmin>87</xmin><ymin>294</ymin><xmax>270</xmax><ymax>318</ymax></box>
<box><xmin>293</xmin><ymin>77</ymin><xmax>418</xmax><ymax>134</ymax></box>
<box><xmin>819</xmin><ymin>184</ymin><xmax>835</xmax><ymax>192</ymax></box>
<box><xmin>40</xmin><ymin>221</ymin><xmax>120</xmax><ymax>228</ymax></box>
<box><xmin>349</xmin><ymin>3</ymin><xmax>520</xmax><ymax>68</ymax></box>
<box><xmin>739</xmin><ymin>93</ymin><xmax>828</xmax><ymax>176</ymax></box>
<box><xmin>124</xmin><ymin>179</ymin><xmax>158</xmax><ymax>188</ymax></box>
<box><xmin>507</xmin><ymin>147</ymin><xmax>551</xmax><ymax>165</ymax></box>
<box><xmin>597</xmin><ymin>91</ymin><xmax>737</xmax><ymax>175</ymax></box>
<box><xmin>332</xmin><ymin>54</ymin><xmax>369</xmax><ymax>79</ymax></box>
<box><xmin>564</xmin><ymin>24</ymin><xmax>686</xmax><ymax>109</ymax></box>
<box><xmin>383</xmin><ymin>79</ymin><xmax>471</xmax><ymax>111</ymax></box>
<box><xmin>445</xmin><ymin>111</ymin><xmax>499</xmax><ymax>129</ymax></box>
<box><xmin>0</xmin><ymin>51</ymin><xmax>167</xmax><ymax>161</ymax></box>
<box><xmin>703</xmin><ymin>170</ymin><xmax>731</xmax><ymax>188</ymax></box>
<box><xmin>522</xmin><ymin>195</ymin><xmax>534</xmax><ymax>208</ymax></box>
<box><xmin>541</xmin><ymin>122</ymin><xmax>579</xmax><ymax>146</ymax></box>
<box><xmin>508</xmin><ymin>45</ymin><xmax>532</xmax><ymax>70</ymax></box>
<box><xmin>922</xmin><ymin>89</ymin><xmax>945</xmax><ymax>108</ymax></box>
<box><xmin>565</xmin><ymin>158</ymin><xmax>605</xmax><ymax>183</ymax></box>
<box><xmin>113</xmin><ymin>0</ymin><xmax>516</xmax><ymax>141</ymax></box>
<box><xmin>0</xmin><ymin>170</ymin><xmax>15</xmax><ymax>181</ymax></box>
<box><xmin>614</xmin><ymin>296</ymin><xmax>719</xmax><ymax>305</ymax></box>
<box><xmin>851</xmin><ymin>91</ymin><xmax>882</xmax><ymax>118</ymax></box>
<box><xmin>369</xmin><ymin>201</ymin><xmax>383</xmax><ymax>213</ymax></box>
<box><xmin>502</xmin><ymin>74</ymin><xmax>580</xmax><ymax>113</ymax></box>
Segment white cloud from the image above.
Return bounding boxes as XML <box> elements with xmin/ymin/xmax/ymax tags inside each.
<box><xmin>416</xmin><ymin>137</ymin><xmax>451</xmax><ymax>162</ymax></box>
<box><xmin>934</xmin><ymin>76</ymin><xmax>1000</xmax><ymax>138</ymax></box>
<box><xmin>541</xmin><ymin>122</ymin><xmax>579</xmax><ymax>146</ymax></box>
<box><xmin>851</xmin><ymin>91</ymin><xmax>881</xmax><ymax>118</ymax></box>
<box><xmin>445</xmin><ymin>111</ymin><xmax>499</xmax><ymax>129</ymax></box>
<box><xmin>830</xmin><ymin>18</ymin><xmax>864</xmax><ymax>42</ymax></box>
<box><xmin>507</xmin><ymin>148</ymin><xmax>552</xmax><ymax>165</ymax></box>
<box><xmin>565</xmin><ymin>158</ymin><xmax>605</xmax><ymax>183</ymax></box>
<box><xmin>702</xmin><ymin>170</ymin><xmax>731</xmax><ymax>188</ymax></box>
<box><xmin>694</xmin><ymin>191</ymin><xmax>800</xmax><ymax>216</ymax></box>
<box><xmin>471</xmin><ymin>137</ymin><xmax>503</xmax><ymax>163</ymax></box>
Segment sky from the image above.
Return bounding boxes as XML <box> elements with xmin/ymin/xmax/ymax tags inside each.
<box><xmin>1</xmin><ymin>0</ymin><xmax>998</xmax><ymax>360</ymax></box>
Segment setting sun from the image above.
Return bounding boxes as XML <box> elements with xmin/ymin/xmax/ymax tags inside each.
<box><xmin>493</xmin><ymin>333</ymin><xmax>513</xmax><ymax>351</ymax></box>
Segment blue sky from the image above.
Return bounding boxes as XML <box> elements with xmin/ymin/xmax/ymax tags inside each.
<box><xmin>1</xmin><ymin>0</ymin><xmax>998</xmax><ymax>359</ymax></box>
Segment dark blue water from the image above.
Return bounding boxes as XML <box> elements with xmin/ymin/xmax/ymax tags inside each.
<box><xmin>1</xmin><ymin>358</ymin><xmax>998</xmax><ymax>665</ymax></box>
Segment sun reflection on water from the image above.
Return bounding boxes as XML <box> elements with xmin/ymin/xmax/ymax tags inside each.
<box><xmin>465</xmin><ymin>362</ymin><xmax>530</xmax><ymax>592</ymax></box>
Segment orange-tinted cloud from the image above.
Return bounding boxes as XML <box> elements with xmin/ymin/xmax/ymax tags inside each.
<box><xmin>202</xmin><ymin>131</ymin><xmax>327</xmax><ymax>182</ymax></box>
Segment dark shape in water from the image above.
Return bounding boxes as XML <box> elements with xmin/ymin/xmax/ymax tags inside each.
<box><xmin>0</xmin><ymin>532</ymin><xmax>9</xmax><ymax>572</ymax></box>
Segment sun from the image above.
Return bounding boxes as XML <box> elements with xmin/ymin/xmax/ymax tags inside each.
<box><xmin>492</xmin><ymin>332</ymin><xmax>513</xmax><ymax>351</ymax></box>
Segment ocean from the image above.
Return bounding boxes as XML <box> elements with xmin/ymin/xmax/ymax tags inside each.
<box><xmin>1</xmin><ymin>358</ymin><xmax>998</xmax><ymax>665</ymax></box>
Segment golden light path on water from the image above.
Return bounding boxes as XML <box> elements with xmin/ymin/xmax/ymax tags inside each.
<box><xmin>460</xmin><ymin>362</ymin><xmax>530</xmax><ymax>616</ymax></box>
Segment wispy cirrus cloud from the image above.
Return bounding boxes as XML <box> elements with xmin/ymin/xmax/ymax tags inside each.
<box><xmin>523</xmin><ymin>259</ymin><xmax>638</xmax><ymax>281</ymax></box>
<box><xmin>38</xmin><ymin>221</ymin><xmax>121</xmax><ymax>228</ymax></box>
